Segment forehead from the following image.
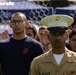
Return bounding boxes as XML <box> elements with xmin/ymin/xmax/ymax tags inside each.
<box><xmin>39</xmin><ymin>29</ymin><xmax>45</xmax><ymax>33</ymax></box>
<box><xmin>12</xmin><ymin>14</ymin><xmax>25</xmax><ymax>20</ymax></box>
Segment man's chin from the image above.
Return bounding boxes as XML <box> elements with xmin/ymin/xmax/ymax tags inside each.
<box><xmin>14</xmin><ymin>31</ymin><xmax>24</xmax><ymax>34</ymax></box>
<box><xmin>54</xmin><ymin>44</ymin><xmax>62</xmax><ymax>48</ymax></box>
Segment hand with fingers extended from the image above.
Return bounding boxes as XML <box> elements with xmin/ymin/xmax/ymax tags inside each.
<box><xmin>0</xmin><ymin>30</ymin><xmax>9</xmax><ymax>40</ymax></box>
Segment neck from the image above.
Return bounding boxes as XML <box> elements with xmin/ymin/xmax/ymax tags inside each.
<box><xmin>52</xmin><ymin>47</ymin><xmax>65</xmax><ymax>54</ymax></box>
<box><xmin>12</xmin><ymin>33</ymin><xmax>26</xmax><ymax>40</ymax></box>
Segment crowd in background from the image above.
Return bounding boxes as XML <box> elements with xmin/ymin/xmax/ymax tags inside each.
<box><xmin>0</xmin><ymin>12</ymin><xmax>76</xmax><ymax>75</ymax></box>
<box><xmin>0</xmin><ymin>16</ymin><xmax>76</xmax><ymax>52</ymax></box>
<box><xmin>0</xmin><ymin>0</ymin><xmax>76</xmax><ymax>75</ymax></box>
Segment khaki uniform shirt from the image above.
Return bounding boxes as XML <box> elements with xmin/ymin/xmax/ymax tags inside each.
<box><xmin>30</xmin><ymin>48</ymin><xmax>76</xmax><ymax>75</ymax></box>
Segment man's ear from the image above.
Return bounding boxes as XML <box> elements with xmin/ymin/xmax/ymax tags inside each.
<box><xmin>25</xmin><ymin>21</ymin><xmax>29</xmax><ymax>27</ymax></box>
<box><xmin>8</xmin><ymin>21</ymin><xmax>12</xmax><ymax>28</ymax></box>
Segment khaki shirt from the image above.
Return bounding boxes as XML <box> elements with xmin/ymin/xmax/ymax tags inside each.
<box><xmin>30</xmin><ymin>48</ymin><xmax>76</xmax><ymax>75</ymax></box>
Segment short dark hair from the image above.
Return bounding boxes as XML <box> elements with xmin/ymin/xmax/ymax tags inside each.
<box><xmin>69</xmin><ymin>30</ymin><xmax>76</xmax><ymax>40</ymax></box>
<box><xmin>11</xmin><ymin>12</ymin><xmax>27</xmax><ymax>20</ymax></box>
<box><xmin>26</xmin><ymin>24</ymin><xmax>37</xmax><ymax>36</ymax></box>
<box><xmin>39</xmin><ymin>26</ymin><xmax>47</xmax><ymax>32</ymax></box>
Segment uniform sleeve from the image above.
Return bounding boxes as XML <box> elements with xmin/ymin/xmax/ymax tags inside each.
<box><xmin>29</xmin><ymin>58</ymin><xmax>39</xmax><ymax>75</ymax></box>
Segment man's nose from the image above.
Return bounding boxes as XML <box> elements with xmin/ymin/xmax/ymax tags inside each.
<box><xmin>56</xmin><ymin>35</ymin><xmax>61</xmax><ymax>39</ymax></box>
<box><xmin>15</xmin><ymin>22</ymin><xmax>19</xmax><ymax>25</ymax></box>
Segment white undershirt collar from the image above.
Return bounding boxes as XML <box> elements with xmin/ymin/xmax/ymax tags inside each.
<box><xmin>53</xmin><ymin>53</ymin><xmax>64</xmax><ymax>65</ymax></box>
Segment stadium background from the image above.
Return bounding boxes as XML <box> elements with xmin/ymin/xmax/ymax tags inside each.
<box><xmin>0</xmin><ymin>0</ymin><xmax>76</xmax><ymax>35</ymax></box>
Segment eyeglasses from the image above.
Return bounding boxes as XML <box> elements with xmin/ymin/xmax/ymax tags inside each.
<box><xmin>11</xmin><ymin>20</ymin><xmax>25</xmax><ymax>24</ymax></box>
